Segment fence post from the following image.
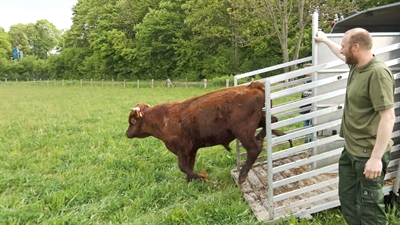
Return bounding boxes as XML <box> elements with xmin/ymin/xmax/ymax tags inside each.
<box><xmin>136</xmin><ymin>79</ymin><xmax>139</xmax><ymax>88</ymax></box>
<box><xmin>16</xmin><ymin>79</ymin><xmax>18</xmax><ymax>83</ymax></box>
<box><xmin>151</xmin><ymin>79</ymin><xmax>154</xmax><ymax>88</ymax></box>
<box><xmin>124</xmin><ymin>79</ymin><xmax>126</xmax><ymax>88</ymax></box>
<box><xmin>90</xmin><ymin>79</ymin><xmax>93</xmax><ymax>86</ymax></box>
<box><xmin>112</xmin><ymin>79</ymin><xmax>114</xmax><ymax>87</ymax></box>
<box><xmin>203</xmin><ymin>79</ymin><xmax>207</xmax><ymax>89</ymax></box>
<box><xmin>34</xmin><ymin>79</ymin><xmax>36</xmax><ymax>85</ymax></box>
<box><xmin>62</xmin><ymin>79</ymin><xmax>65</xmax><ymax>86</ymax></box>
<box><xmin>54</xmin><ymin>79</ymin><xmax>56</xmax><ymax>86</ymax></box>
<box><xmin>4</xmin><ymin>78</ymin><xmax>7</xmax><ymax>83</ymax></box>
<box><xmin>80</xmin><ymin>79</ymin><xmax>83</xmax><ymax>86</ymax></box>
<box><xmin>226</xmin><ymin>78</ymin><xmax>229</xmax><ymax>87</ymax></box>
<box><xmin>185</xmin><ymin>78</ymin><xmax>188</xmax><ymax>88</ymax></box>
<box><xmin>47</xmin><ymin>79</ymin><xmax>49</xmax><ymax>85</ymax></box>
<box><xmin>102</xmin><ymin>79</ymin><xmax>104</xmax><ymax>87</ymax></box>
<box><xmin>71</xmin><ymin>79</ymin><xmax>73</xmax><ymax>86</ymax></box>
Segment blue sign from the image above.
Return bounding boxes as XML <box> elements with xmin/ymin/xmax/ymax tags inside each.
<box><xmin>13</xmin><ymin>46</ymin><xmax>19</xmax><ymax>60</ymax></box>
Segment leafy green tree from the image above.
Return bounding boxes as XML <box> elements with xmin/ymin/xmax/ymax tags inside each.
<box><xmin>0</xmin><ymin>28</ymin><xmax>13</xmax><ymax>78</ymax></box>
<box><xmin>352</xmin><ymin>0</ymin><xmax>399</xmax><ymax>10</ymax></box>
<box><xmin>134</xmin><ymin>0</ymin><xmax>190</xmax><ymax>79</ymax></box>
<box><xmin>180</xmin><ymin>0</ymin><xmax>285</xmax><ymax>79</ymax></box>
<box><xmin>15</xmin><ymin>0</ymin><xmax>396</xmax><ymax>81</ymax></box>
<box><xmin>0</xmin><ymin>58</ymin><xmax>10</xmax><ymax>78</ymax></box>
<box><xmin>248</xmin><ymin>0</ymin><xmax>314</xmax><ymax>72</ymax></box>
<box><xmin>226</xmin><ymin>0</ymin><xmax>284</xmax><ymax>75</ymax></box>
<box><xmin>113</xmin><ymin>0</ymin><xmax>161</xmax><ymax>39</ymax></box>
<box><xmin>47</xmin><ymin>54</ymin><xmax>65</xmax><ymax>79</ymax></box>
<box><xmin>19</xmin><ymin>55</ymin><xmax>37</xmax><ymax>79</ymax></box>
<box><xmin>47</xmin><ymin>47</ymin><xmax>87</xmax><ymax>79</ymax></box>
<box><xmin>318</xmin><ymin>0</ymin><xmax>400</xmax><ymax>32</ymax></box>
<box><xmin>30</xmin><ymin>20</ymin><xmax>61</xmax><ymax>59</ymax></box>
<box><xmin>179</xmin><ymin>0</ymin><xmax>235</xmax><ymax>79</ymax></box>
<box><xmin>65</xmin><ymin>0</ymin><xmax>156</xmax><ymax>80</ymax></box>
<box><xmin>7</xmin><ymin>24</ymin><xmax>31</xmax><ymax>56</ymax></box>
<box><xmin>0</xmin><ymin>27</ymin><xmax>12</xmax><ymax>59</ymax></box>
<box><xmin>86</xmin><ymin>29</ymin><xmax>133</xmax><ymax>80</ymax></box>
<box><xmin>6</xmin><ymin>58</ymin><xmax>26</xmax><ymax>80</ymax></box>
<box><xmin>7</xmin><ymin>21</ymin><xmax>61</xmax><ymax>59</ymax></box>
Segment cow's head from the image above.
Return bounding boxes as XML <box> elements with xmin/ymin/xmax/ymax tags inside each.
<box><xmin>126</xmin><ymin>103</ymin><xmax>150</xmax><ymax>138</ymax></box>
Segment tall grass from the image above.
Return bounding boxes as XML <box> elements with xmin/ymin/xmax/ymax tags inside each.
<box><xmin>0</xmin><ymin>83</ymin><xmax>399</xmax><ymax>224</ymax></box>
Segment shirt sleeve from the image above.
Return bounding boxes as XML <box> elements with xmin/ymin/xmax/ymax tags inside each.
<box><xmin>370</xmin><ymin>70</ymin><xmax>395</xmax><ymax>111</ymax></box>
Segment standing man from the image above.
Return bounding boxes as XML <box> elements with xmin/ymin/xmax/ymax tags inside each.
<box><xmin>314</xmin><ymin>28</ymin><xmax>395</xmax><ymax>225</ymax></box>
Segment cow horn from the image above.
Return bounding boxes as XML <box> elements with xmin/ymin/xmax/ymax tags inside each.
<box><xmin>131</xmin><ymin>107</ymin><xmax>143</xmax><ymax>118</ymax></box>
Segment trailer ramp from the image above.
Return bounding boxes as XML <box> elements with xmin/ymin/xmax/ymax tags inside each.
<box><xmin>231</xmin><ymin>152</ymin><xmax>339</xmax><ymax>222</ymax></box>
<box><xmin>231</xmin><ymin>155</ymin><xmax>398</xmax><ymax>222</ymax></box>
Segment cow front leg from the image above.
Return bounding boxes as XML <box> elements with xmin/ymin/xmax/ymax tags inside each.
<box><xmin>177</xmin><ymin>151</ymin><xmax>204</xmax><ymax>182</ymax></box>
<box><xmin>187</xmin><ymin>150</ymin><xmax>197</xmax><ymax>171</ymax></box>
<box><xmin>238</xmin><ymin>137</ymin><xmax>262</xmax><ymax>184</ymax></box>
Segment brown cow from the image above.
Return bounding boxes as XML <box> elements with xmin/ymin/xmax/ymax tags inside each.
<box><xmin>126</xmin><ymin>82</ymin><xmax>286</xmax><ymax>184</ymax></box>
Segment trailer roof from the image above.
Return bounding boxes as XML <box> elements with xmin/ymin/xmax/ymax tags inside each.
<box><xmin>331</xmin><ymin>2</ymin><xmax>400</xmax><ymax>33</ymax></box>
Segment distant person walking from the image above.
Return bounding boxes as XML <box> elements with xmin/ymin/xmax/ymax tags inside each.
<box><xmin>314</xmin><ymin>28</ymin><xmax>395</xmax><ymax>225</ymax></box>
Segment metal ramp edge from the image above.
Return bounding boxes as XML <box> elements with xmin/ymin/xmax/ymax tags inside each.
<box><xmin>230</xmin><ymin>162</ymin><xmax>397</xmax><ymax>222</ymax></box>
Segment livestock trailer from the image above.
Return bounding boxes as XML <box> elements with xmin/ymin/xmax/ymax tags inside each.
<box><xmin>231</xmin><ymin>2</ymin><xmax>400</xmax><ymax>222</ymax></box>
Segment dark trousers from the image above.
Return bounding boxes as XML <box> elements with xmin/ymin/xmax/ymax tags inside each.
<box><xmin>338</xmin><ymin>149</ymin><xmax>390</xmax><ymax>225</ymax></box>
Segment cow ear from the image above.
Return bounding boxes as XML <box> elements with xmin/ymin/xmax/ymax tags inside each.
<box><xmin>130</xmin><ymin>117</ymin><xmax>136</xmax><ymax>124</ymax></box>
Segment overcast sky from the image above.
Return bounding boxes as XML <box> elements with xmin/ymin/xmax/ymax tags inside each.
<box><xmin>0</xmin><ymin>0</ymin><xmax>78</xmax><ymax>32</ymax></box>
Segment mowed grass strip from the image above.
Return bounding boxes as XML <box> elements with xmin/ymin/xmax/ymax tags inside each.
<box><xmin>0</xmin><ymin>83</ymin><xmax>398</xmax><ymax>224</ymax></box>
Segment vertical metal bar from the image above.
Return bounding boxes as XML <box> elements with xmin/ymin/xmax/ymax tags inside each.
<box><xmin>312</xmin><ymin>9</ymin><xmax>319</xmax><ymax>67</ymax></box>
<box><xmin>311</xmin><ymin>9</ymin><xmax>319</xmax><ymax>170</ymax></box>
<box><xmin>265</xmin><ymin>79</ymin><xmax>274</xmax><ymax>220</ymax></box>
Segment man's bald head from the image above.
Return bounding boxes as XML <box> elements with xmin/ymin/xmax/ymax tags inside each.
<box><xmin>344</xmin><ymin>28</ymin><xmax>373</xmax><ymax>50</ymax></box>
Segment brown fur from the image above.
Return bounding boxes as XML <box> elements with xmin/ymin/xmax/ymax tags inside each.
<box><xmin>126</xmin><ymin>82</ymin><xmax>286</xmax><ymax>184</ymax></box>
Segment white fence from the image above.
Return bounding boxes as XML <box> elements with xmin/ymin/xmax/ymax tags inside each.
<box><xmin>1</xmin><ymin>78</ymin><xmax>230</xmax><ymax>89</ymax></box>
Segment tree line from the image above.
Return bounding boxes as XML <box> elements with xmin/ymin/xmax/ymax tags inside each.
<box><xmin>0</xmin><ymin>0</ymin><xmax>397</xmax><ymax>82</ymax></box>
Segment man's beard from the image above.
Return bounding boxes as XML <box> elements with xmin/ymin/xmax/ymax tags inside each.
<box><xmin>345</xmin><ymin>52</ymin><xmax>358</xmax><ymax>65</ymax></box>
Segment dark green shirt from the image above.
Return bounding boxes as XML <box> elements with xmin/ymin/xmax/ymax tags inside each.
<box><xmin>340</xmin><ymin>57</ymin><xmax>395</xmax><ymax>157</ymax></box>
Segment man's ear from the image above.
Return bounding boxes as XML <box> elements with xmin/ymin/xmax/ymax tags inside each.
<box><xmin>352</xmin><ymin>43</ymin><xmax>360</xmax><ymax>52</ymax></box>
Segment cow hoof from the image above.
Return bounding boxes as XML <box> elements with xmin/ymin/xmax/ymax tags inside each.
<box><xmin>186</xmin><ymin>174</ymin><xmax>205</xmax><ymax>182</ymax></box>
<box><xmin>238</xmin><ymin>175</ymin><xmax>247</xmax><ymax>185</ymax></box>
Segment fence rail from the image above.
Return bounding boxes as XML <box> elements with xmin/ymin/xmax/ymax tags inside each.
<box><xmin>0</xmin><ymin>78</ymin><xmax>233</xmax><ymax>89</ymax></box>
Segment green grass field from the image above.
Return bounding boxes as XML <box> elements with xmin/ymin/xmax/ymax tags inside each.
<box><xmin>1</xmin><ymin>82</ymin><xmax>399</xmax><ymax>224</ymax></box>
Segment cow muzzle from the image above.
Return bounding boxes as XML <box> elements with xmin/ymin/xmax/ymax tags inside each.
<box><xmin>126</xmin><ymin>129</ymin><xmax>135</xmax><ymax>138</ymax></box>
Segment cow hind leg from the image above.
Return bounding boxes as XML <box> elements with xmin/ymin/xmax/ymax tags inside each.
<box><xmin>238</xmin><ymin>136</ymin><xmax>262</xmax><ymax>184</ymax></box>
